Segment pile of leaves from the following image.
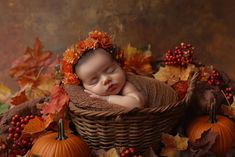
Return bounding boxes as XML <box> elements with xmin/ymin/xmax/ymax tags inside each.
<box><xmin>0</xmin><ymin>39</ymin><xmax>70</xmax><ymax>156</ymax></box>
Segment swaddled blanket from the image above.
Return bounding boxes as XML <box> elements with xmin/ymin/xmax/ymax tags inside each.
<box><xmin>64</xmin><ymin>73</ymin><xmax>179</xmax><ymax>111</ymax></box>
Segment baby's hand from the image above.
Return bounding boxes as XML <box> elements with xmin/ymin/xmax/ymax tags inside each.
<box><xmin>84</xmin><ymin>89</ymin><xmax>108</xmax><ymax>101</ymax></box>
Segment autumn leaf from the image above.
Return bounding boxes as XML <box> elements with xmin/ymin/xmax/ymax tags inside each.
<box><xmin>121</xmin><ymin>44</ymin><xmax>153</xmax><ymax>76</ymax></box>
<box><xmin>94</xmin><ymin>148</ymin><xmax>119</xmax><ymax>157</ymax></box>
<box><xmin>160</xmin><ymin>133</ymin><xmax>189</xmax><ymax>157</ymax></box>
<box><xmin>15</xmin><ymin>74</ymin><xmax>57</xmax><ymax>101</ymax></box>
<box><xmin>22</xmin><ymin>114</ymin><xmax>53</xmax><ymax>134</ymax></box>
<box><xmin>0</xmin><ymin>83</ymin><xmax>12</xmax><ymax>104</ymax></box>
<box><xmin>188</xmin><ymin>128</ymin><xmax>218</xmax><ymax>157</ymax></box>
<box><xmin>41</xmin><ymin>85</ymin><xmax>69</xmax><ymax>114</ymax></box>
<box><xmin>221</xmin><ymin>96</ymin><xmax>235</xmax><ymax>119</ymax></box>
<box><xmin>198</xmin><ymin>65</ymin><xmax>214</xmax><ymax>82</ymax></box>
<box><xmin>9</xmin><ymin>38</ymin><xmax>52</xmax><ymax>81</ymax></box>
<box><xmin>153</xmin><ymin>64</ymin><xmax>196</xmax><ymax>85</ymax></box>
<box><xmin>10</xmin><ymin>86</ymin><xmax>29</xmax><ymax>105</ymax></box>
<box><xmin>123</xmin><ymin>43</ymin><xmax>139</xmax><ymax>59</ymax></box>
<box><xmin>123</xmin><ymin>53</ymin><xmax>153</xmax><ymax>76</ymax></box>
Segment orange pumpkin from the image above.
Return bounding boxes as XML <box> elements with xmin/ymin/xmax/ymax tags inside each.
<box><xmin>186</xmin><ymin>99</ymin><xmax>235</xmax><ymax>156</ymax></box>
<box><xmin>28</xmin><ymin>119</ymin><xmax>91</xmax><ymax>157</ymax></box>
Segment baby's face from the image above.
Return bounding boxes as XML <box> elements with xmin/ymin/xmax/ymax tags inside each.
<box><xmin>75</xmin><ymin>49</ymin><xmax>126</xmax><ymax>96</ymax></box>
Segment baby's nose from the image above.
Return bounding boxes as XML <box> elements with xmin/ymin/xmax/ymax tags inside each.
<box><xmin>102</xmin><ymin>75</ymin><xmax>111</xmax><ymax>85</ymax></box>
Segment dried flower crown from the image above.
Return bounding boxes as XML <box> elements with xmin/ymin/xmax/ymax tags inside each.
<box><xmin>61</xmin><ymin>30</ymin><xmax>113</xmax><ymax>84</ymax></box>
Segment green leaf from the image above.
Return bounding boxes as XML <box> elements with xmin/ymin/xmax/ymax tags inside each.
<box><xmin>0</xmin><ymin>103</ymin><xmax>9</xmax><ymax>114</ymax></box>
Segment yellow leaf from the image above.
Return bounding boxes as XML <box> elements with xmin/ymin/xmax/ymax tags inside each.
<box><xmin>160</xmin><ymin>133</ymin><xmax>189</xmax><ymax>157</ymax></box>
<box><xmin>24</xmin><ymin>74</ymin><xmax>56</xmax><ymax>100</ymax></box>
<box><xmin>35</xmin><ymin>74</ymin><xmax>57</xmax><ymax>92</ymax></box>
<box><xmin>153</xmin><ymin>64</ymin><xmax>196</xmax><ymax>85</ymax></box>
<box><xmin>222</xmin><ymin>96</ymin><xmax>235</xmax><ymax>119</ymax></box>
<box><xmin>0</xmin><ymin>83</ymin><xmax>12</xmax><ymax>103</ymax></box>
<box><xmin>96</xmin><ymin>148</ymin><xmax>119</xmax><ymax>157</ymax></box>
<box><xmin>124</xmin><ymin>43</ymin><xmax>138</xmax><ymax>59</ymax></box>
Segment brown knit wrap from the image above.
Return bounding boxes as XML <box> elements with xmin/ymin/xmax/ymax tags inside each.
<box><xmin>64</xmin><ymin>73</ymin><xmax>179</xmax><ymax>111</ymax></box>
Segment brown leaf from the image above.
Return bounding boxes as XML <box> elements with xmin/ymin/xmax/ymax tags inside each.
<box><xmin>189</xmin><ymin>128</ymin><xmax>218</xmax><ymax>157</ymax></box>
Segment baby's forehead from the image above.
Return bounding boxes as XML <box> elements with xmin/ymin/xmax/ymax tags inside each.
<box><xmin>75</xmin><ymin>50</ymin><xmax>115</xmax><ymax>79</ymax></box>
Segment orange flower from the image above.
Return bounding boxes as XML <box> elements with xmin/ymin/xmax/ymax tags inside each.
<box><xmin>60</xmin><ymin>60</ymin><xmax>73</xmax><ymax>74</ymax></box>
<box><xmin>76</xmin><ymin>38</ymin><xmax>98</xmax><ymax>54</ymax></box>
<box><xmin>88</xmin><ymin>30</ymin><xmax>104</xmax><ymax>40</ymax></box>
<box><xmin>61</xmin><ymin>30</ymin><xmax>114</xmax><ymax>85</ymax></box>
<box><xmin>99</xmin><ymin>36</ymin><xmax>112</xmax><ymax>48</ymax></box>
<box><xmin>62</xmin><ymin>73</ymin><xmax>79</xmax><ymax>84</ymax></box>
<box><xmin>63</xmin><ymin>48</ymin><xmax>78</xmax><ymax>64</ymax></box>
<box><xmin>89</xmin><ymin>30</ymin><xmax>112</xmax><ymax>48</ymax></box>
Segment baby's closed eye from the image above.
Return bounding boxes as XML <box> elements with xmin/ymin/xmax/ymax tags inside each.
<box><xmin>105</xmin><ymin>66</ymin><xmax>115</xmax><ymax>74</ymax></box>
<box><xmin>89</xmin><ymin>77</ymin><xmax>99</xmax><ymax>85</ymax></box>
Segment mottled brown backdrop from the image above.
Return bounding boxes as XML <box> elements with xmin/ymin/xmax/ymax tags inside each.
<box><xmin>0</xmin><ymin>0</ymin><xmax>235</xmax><ymax>91</ymax></box>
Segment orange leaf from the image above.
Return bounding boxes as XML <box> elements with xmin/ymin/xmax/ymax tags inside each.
<box><xmin>41</xmin><ymin>85</ymin><xmax>69</xmax><ymax>114</ymax></box>
<box><xmin>9</xmin><ymin>38</ymin><xmax>52</xmax><ymax>81</ymax></box>
<box><xmin>10</xmin><ymin>89</ymin><xmax>28</xmax><ymax>105</ymax></box>
<box><xmin>124</xmin><ymin>53</ymin><xmax>153</xmax><ymax>76</ymax></box>
<box><xmin>22</xmin><ymin>114</ymin><xmax>53</xmax><ymax>134</ymax></box>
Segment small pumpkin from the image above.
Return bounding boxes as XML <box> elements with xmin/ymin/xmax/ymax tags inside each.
<box><xmin>186</xmin><ymin>98</ymin><xmax>235</xmax><ymax>156</ymax></box>
<box><xmin>28</xmin><ymin>119</ymin><xmax>91</xmax><ymax>157</ymax></box>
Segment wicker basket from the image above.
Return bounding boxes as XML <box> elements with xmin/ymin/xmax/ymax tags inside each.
<box><xmin>69</xmin><ymin>74</ymin><xmax>197</xmax><ymax>153</ymax></box>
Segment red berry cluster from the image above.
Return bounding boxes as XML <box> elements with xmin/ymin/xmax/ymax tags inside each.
<box><xmin>7</xmin><ymin>114</ymin><xmax>35</xmax><ymax>156</ymax></box>
<box><xmin>223</xmin><ymin>87</ymin><xmax>233</xmax><ymax>101</ymax></box>
<box><xmin>164</xmin><ymin>42</ymin><xmax>194</xmax><ymax>67</ymax></box>
<box><xmin>207</xmin><ymin>70</ymin><xmax>222</xmax><ymax>86</ymax></box>
<box><xmin>120</xmin><ymin>147</ymin><xmax>143</xmax><ymax>157</ymax></box>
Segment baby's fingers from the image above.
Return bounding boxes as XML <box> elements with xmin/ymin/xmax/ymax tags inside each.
<box><xmin>84</xmin><ymin>90</ymin><xmax>100</xmax><ymax>98</ymax></box>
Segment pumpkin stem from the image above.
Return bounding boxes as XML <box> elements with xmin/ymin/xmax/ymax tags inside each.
<box><xmin>209</xmin><ymin>98</ymin><xmax>217</xmax><ymax>123</ymax></box>
<box><xmin>57</xmin><ymin>118</ymin><xmax>67</xmax><ymax>140</ymax></box>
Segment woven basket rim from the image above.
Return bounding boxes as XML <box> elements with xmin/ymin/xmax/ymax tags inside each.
<box><xmin>69</xmin><ymin>98</ymin><xmax>184</xmax><ymax>117</ymax></box>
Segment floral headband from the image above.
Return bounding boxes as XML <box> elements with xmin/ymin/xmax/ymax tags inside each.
<box><xmin>60</xmin><ymin>30</ymin><xmax>113</xmax><ymax>85</ymax></box>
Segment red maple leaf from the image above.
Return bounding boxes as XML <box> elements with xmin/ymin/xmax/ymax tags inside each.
<box><xmin>41</xmin><ymin>85</ymin><xmax>69</xmax><ymax>114</ymax></box>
